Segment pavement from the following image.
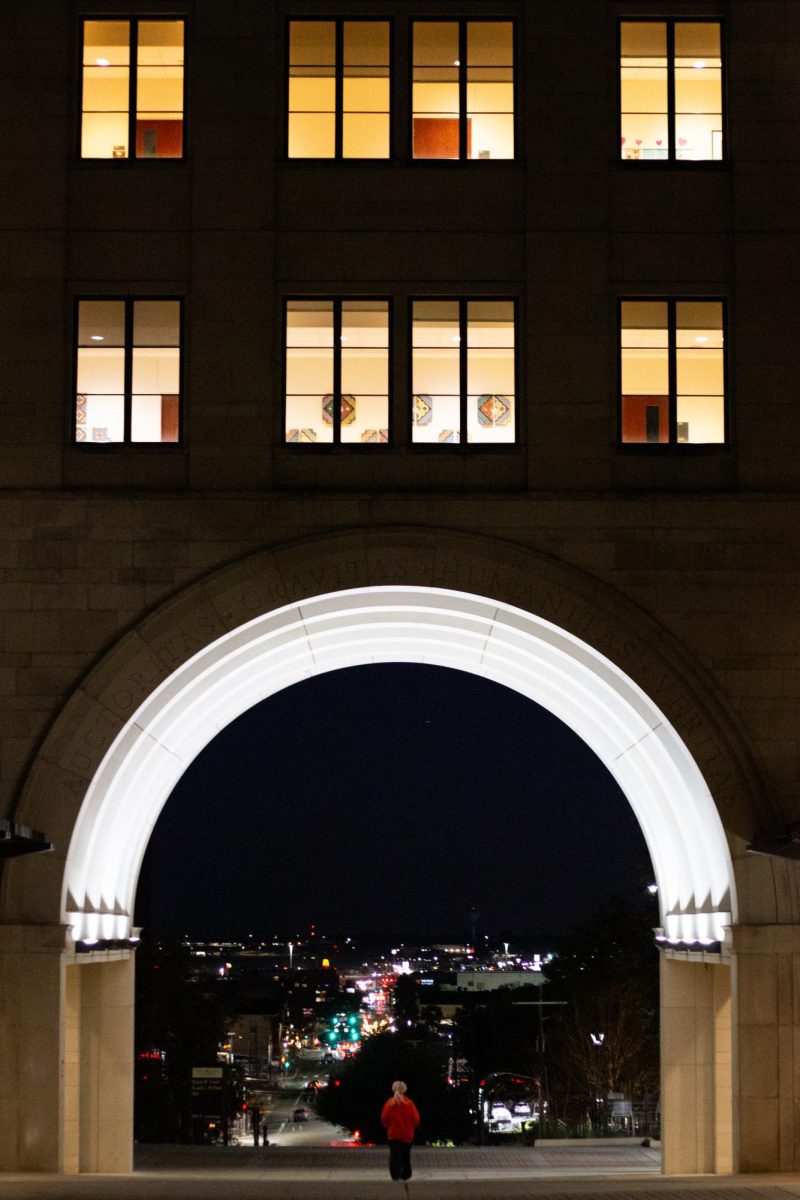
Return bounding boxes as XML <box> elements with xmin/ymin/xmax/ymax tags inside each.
<box><xmin>3</xmin><ymin>1143</ymin><xmax>800</xmax><ymax>1200</ymax></box>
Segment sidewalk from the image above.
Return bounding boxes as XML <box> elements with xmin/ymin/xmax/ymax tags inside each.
<box><xmin>2</xmin><ymin>1144</ymin><xmax>800</xmax><ymax>1200</ymax></box>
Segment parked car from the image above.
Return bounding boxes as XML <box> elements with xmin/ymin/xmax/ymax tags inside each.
<box><xmin>292</xmin><ymin>1107</ymin><xmax>312</xmax><ymax>1122</ymax></box>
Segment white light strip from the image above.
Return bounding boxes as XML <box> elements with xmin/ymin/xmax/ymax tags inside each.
<box><xmin>63</xmin><ymin>588</ymin><xmax>736</xmax><ymax>944</ymax></box>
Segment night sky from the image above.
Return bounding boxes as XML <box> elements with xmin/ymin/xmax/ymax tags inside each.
<box><xmin>137</xmin><ymin>664</ymin><xmax>651</xmax><ymax>944</ymax></box>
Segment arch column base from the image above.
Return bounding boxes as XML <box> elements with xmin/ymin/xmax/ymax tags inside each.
<box><xmin>0</xmin><ymin>926</ymin><xmax>134</xmax><ymax>1174</ymax></box>
<box><xmin>71</xmin><ymin>955</ymin><xmax>135</xmax><ymax>1173</ymax></box>
<box><xmin>660</xmin><ymin>954</ymin><xmax>732</xmax><ymax>1175</ymax></box>
<box><xmin>0</xmin><ymin>924</ymin><xmax>70</xmax><ymax>1172</ymax></box>
<box><xmin>733</xmin><ymin>925</ymin><xmax>800</xmax><ymax>1172</ymax></box>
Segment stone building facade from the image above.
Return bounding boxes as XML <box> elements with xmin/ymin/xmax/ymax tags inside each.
<box><xmin>1</xmin><ymin>0</ymin><xmax>800</xmax><ymax>1177</ymax></box>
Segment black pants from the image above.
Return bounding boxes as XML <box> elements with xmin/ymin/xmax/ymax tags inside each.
<box><xmin>389</xmin><ymin>1139</ymin><xmax>412</xmax><ymax>1180</ymax></box>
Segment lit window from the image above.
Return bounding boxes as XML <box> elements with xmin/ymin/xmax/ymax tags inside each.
<box><xmin>412</xmin><ymin>300</ymin><xmax>516</xmax><ymax>444</ymax></box>
<box><xmin>288</xmin><ymin>21</ymin><xmax>390</xmax><ymax>158</ymax></box>
<box><xmin>285</xmin><ymin>300</ymin><xmax>390</xmax><ymax>443</ymax></box>
<box><xmin>412</xmin><ymin>21</ymin><xmax>514</xmax><ymax>160</ymax></box>
<box><xmin>620</xmin><ymin>22</ymin><xmax>723</xmax><ymax>162</ymax></box>
<box><xmin>75</xmin><ymin>299</ymin><xmax>182</xmax><ymax>443</ymax></box>
<box><xmin>81</xmin><ymin>19</ymin><xmax>184</xmax><ymax>159</ymax></box>
<box><xmin>620</xmin><ymin>300</ymin><xmax>725</xmax><ymax>444</ymax></box>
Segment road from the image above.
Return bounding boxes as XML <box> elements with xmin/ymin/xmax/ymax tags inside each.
<box><xmin>257</xmin><ymin>1063</ymin><xmax>354</xmax><ymax>1148</ymax></box>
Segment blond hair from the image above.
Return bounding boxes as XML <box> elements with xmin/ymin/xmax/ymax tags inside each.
<box><xmin>391</xmin><ymin>1080</ymin><xmax>408</xmax><ymax>1104</ymax></box>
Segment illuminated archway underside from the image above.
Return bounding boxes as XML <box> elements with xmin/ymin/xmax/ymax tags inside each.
<box><xmin>63</xmin><ymin>587</ymin><xmax>735</xmax><ymax>946</ymax></box>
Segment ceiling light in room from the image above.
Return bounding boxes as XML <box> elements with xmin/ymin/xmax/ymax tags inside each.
<box><xmin>96</xmin><ymin>58</ymin><xmax>110</xmax><ymax>67</ymax></box>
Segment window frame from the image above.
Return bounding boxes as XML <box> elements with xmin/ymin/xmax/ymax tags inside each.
<box><xmin>409</xmin><ymin>17</ymin><xmax>517</xmax><ymax>164</ymax></box>
<box><xmin>78</xmin><ymin>16</ymin><xmax>187</xmax><ymax>163</ymax></box>
<box><xmin>618</xmin><ymin>17</ymin><xmax>727</xmax><ymax>166</ymax></box>
<box><xmin>72</xmin><ymin>295</ymin><xmax>185</xmax><ymax>448</ymax></box>
<box><xmin>285</xmin><ymin>17</ymin><xmax>394</xmax><ymax>161</ymax></box>
<box><xmin>617</xmin><ymin>296</ymin><xmax>729</xmax><ymax>450</ymax></box>
<box><xmin>282</xmin><ymin>296</ymin><xmax>393</xmax><ymax>448</ymax></box>
<box><xmin>409</xmin><ymin>295</ymin><xmax>519</xmax><ymax>450</ymax></box>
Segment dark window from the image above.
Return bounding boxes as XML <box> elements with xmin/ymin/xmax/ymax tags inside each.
<box><xmin>412</xmin><ymin>20</ymin><xmax>514</xmax><ymax>160</ymax></box>
<box><xmin>620</xmin><ymin>300</ymin><xmax>725</xmax><ymax>445</ymax></box>
<box><xmin>75</xmin><ymin>299</ymin><xmax>182</xmax><ymax>443</ymax></box>
<box><xmin>81</xmin><ymin>19</ymin><xmax>185</xmax><ymax>160</ymax></box>
<box><xmin>412</xmin><ymin>299</ymin><xmax>516</xmax><ymax>444</ymax></box>
<box><xmin>285</xmin><ymin>299</ymin><xmax>390</xmax><ymax>443</ymax></box>
<box><xmin>288</xmin><ymin>21</ymin><xmax>390</xmax><ymax>158</ymax></box>
<box><xmin>620</xmin><ymin>21</ymin><xmax>723</xmax><ymax>162</ymax></box>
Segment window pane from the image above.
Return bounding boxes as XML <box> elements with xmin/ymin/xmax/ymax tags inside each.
<box><xmin>343</xmin><ymin>20</ymin><xmax>390</xmax><ymax>159</ymax></box>
<box><xmin>412</xmin><ymin>300</ymin><xmax>460</xmax><ymax>443</ymax></box>
<box><xmin>131</xmin><ymin>391</ymin><xmax>180</xmax><ymax>442</ymax></box>
<box><xmin>288</xmin><ymin>111</ymin><xmax>336</xmax><ymax>158</ymax></box>
<box><xmin>286</xmin><ymin>302</ymin><xmax>333</xmax><ymax>443</ymax></box>
<box><xmin>620</xmin><ymin>23</ymin><xmax>667</xmax><ymax>160</ymax></box>
<box><xmin>676</xmin><ymin>301</ymin><xmax>724</xmax><ymax>442</ymax></box>
<box><xmin>343</xmin><ymin>22</ymin><xmax>390</xmax><ymax>159</ymax></box>
<box><xmin>343</xmin><ymin>21</ymin><xmax>389</xmax><ymax>66</ymax></box>
<box><xmin>76</xmin><ymin>301</ymin><xmax>126</xmax><ymax>443</ymax></box>
<box><xmin>467</xmin><ymin>24</ymin><xmax>513</xmax><ymax>160</ymax></box>
<box><xmin>291</xmin><ymin>22</ymin><xmax>336</xmax><ymax>65</ymax></box>
<box><xmin>621</xmin><ymin>301</ymin><xmax>669</xmax><ymax>443</ymax></box>
<box><xmin>467</xmin><ymin>302</ymin><xmax>515</xmax><ymax>443</ymax></box>
<box><xmin>413</xmin><ymin>23</ymin><xmax>460</xmax><ymax>159</ymax></box>
<box><xmin>133</xmin><ymin>300</ymin><xmax>180</xmax><ymax>346</ymax></box>
<box><xmin>340</xmin><ymin>301</ymin><xmax>389</xmax><ymax>443</ymax></box>
<box><xmin>130</xmin><ymin>302</ymin><xmax>180</xmax><ymax>442</ymax></box>
<box><xmin>343</xmin><ymin>112</ymin><xmax>390</xmax><ymax>158</ymax></box>
<box><xmin>136</xmin><ymin>21</ymin><xmax>184</xmax><ymax>158</ymax></box>
<box><xmin>78</xmin><ymin>300</ymin><xmax>125</xmax><ymax>348</ymax></box>
<box><xmin>675</xmin><ymin>24</ymin><xmax>722</xmax><ymax>160</ymax></box>
<box><xmin>132</xmin><ymin>343</ymin><xmax>180</xmax><ymax>395</ymax></box>
<box><xmin>289</xmin><ymin>23</ymin><xmax>336</xmax><ymax>158</ymax></box>
<box><xmin>82</xmin><ymin>21</ymin><xmax>130</xmax><ymax>158</ymax></box>
<box><xmin>77</xmin><ymin>391</ymin><xmax>125</xmax><ymax>442</ymax></box>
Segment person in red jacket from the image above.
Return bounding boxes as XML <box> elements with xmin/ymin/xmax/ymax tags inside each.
<box><xmin>380</xmin><ymin>1080</ymin><xmax>420</xmax><ymax>1181</ymax></box>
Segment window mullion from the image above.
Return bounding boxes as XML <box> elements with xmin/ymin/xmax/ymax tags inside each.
<box><xmin>335</xmin><ymin>22</ymin><xmax>344</xmax><ymax>159</ymax></box>
<box><xmin>668</xmin><ymin>299</ymin><xmax>677</xmax><ymax>445</ymax></box>
<box><xmin>124</xmin><ymin>301</ymin><xmax>134</xmax><ymax>443</ymax></box>
<box><xmin>333</xmin><ymin>301</ymin><xmax>342</xmax><ymax>444</ymax></box>
<box><xmin>667</xmin><ymin>21</ymin><xmax>676</xmax><ymax>162</ymax></box>
<box><xmin>129</xmin><ymin>20</ymin><xmax>138</xmax><ymax>160</ymax></box>
<box><xmin>460</xmin><ymin>301</ymin><xmax>468</xmax><ymax>446</ymax></box>
<box><xmin>459</xmin><ymin>22</ymin><xmax>467</xmax><ymax>161</ymax></box>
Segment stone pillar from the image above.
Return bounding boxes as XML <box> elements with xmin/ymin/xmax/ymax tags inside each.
<box><xmin>78</xmin><ymin>956</ymin><xmax>135</xmax><ymax>1173</ymax></box>
<box><xmin>63</xmin><ymin>964</ymin><xmax>81</xmax><ymax>1174</ymax></box>
<box><xmin>0</xmin><ymin>923</ymin><xmax>69</xmax><ymax>1172</ymax></box>
<box><xmin>732</xmin><ymin>925</ymin><xmax>800</xmax><ymax>1172</ymax></box>
<box><xmin>660</xmin><ymin>955</ymin><xmax>732</xmax><ymax>1174</ymax></box>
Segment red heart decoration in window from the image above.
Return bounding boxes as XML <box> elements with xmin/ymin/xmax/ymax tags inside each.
<box><xmin>679</xmin><ymin>138</ymin><xmax>688</xmax><ymax>145</ymax></box>
<box><xmin>656</xmin><ymin>139</ymin><xmax>662</xmax><ymax>145</ymax></box>
<box><xmin>635</xmin><ymin>139</ymin><xmax>642</xmax><ymax>145</ymax></box>
<box><xmin>621</xmin><ymin>137</ymin><xmax>626</xmax><ymax>144</ymax></box>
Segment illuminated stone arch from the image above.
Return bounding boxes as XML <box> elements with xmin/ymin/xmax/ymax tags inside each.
<box><xmin>1</xmin><ymin>527</ymin><xmax>789</xmax><ymax>1175</ymax></box>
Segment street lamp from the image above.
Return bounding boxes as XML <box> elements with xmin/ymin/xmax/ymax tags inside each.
<box><xmin>288</xmin><ymin>942</ymin><xmax>294</xmax><ymax>969</ymax></box>
<box><xmin>589</xmin><ymin>1032</ymin><xmax>606</xmax><ymax>1134</ymax></box>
